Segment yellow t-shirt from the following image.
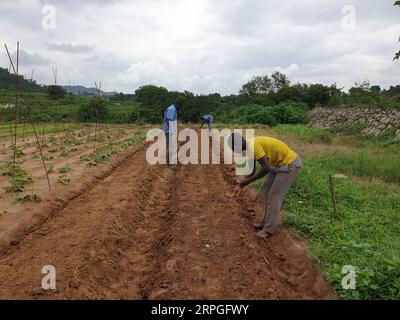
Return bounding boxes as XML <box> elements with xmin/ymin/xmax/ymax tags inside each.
<box><xmin>248</xmin><ymin>137</ymin><xmax>298</xmax><ymax>167</ymax></box>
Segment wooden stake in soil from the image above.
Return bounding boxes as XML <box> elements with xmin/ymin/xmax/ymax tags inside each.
<box><xmin>24</xmin><ymin>97</ymin><xmax>52</xmax><ymax>191</ymax></box>
<box><xmin>328</xmin><ymin>175</ymin><xmax>338</xmax><ymax>215</ymax></box>
<box><xmin>4</xmin><ymin>42</ymin><xmax>20</xmax><ymax>176</ymax></box>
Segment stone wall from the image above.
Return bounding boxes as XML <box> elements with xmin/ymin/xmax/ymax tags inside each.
<box><xmin>310</xmin><ymin>107</ymin><xmax>400</xmax><ymax>138</ymax></box>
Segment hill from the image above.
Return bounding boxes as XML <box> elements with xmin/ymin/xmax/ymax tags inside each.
<box><xmin>0</xmin><ymin>67</ymin><xmax>45</xmax><ymax>92</ymax></box>
<box><xmin>63</xmin><ymin>85</ymin><xmax>118</xmax><ymax>97</ymax></box>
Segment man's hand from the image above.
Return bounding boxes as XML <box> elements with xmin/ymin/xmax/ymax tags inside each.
<box><xmin>238</xmin><ymin>178</ymin><xmax>249</xmax><ymax>188</ymax></box>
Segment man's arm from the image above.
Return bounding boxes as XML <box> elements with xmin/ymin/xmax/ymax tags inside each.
<box><xmin>238</xmin><ymin>156</ymin><xmax>271</xmax><ymax>187</ymax></box>
<box><xmin>243</xmin><ymin>159</ymin><xmax>256</xmax><ymax>179</ymax></box>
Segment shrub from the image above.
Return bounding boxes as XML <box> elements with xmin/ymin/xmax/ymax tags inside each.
<box><xmin>78</xmin><ymin>98</ymin><xmax>109</xmax><ymax>123</ymax></box>
<box><xmin>236</xmin><ymin>104</ymin><xmax>277</xmax><ymax>126</ymax></box>
<box><xmin>272</xmin><ymin>101</ymin><xmax>310</xmax><ymax>124</ymax></box>
<box><xmin>130</xmin><ymin>106</ymin><xmax>162</xmax><ymax>124</ymax></box>
<box><xmin>47</xmin><ymin>85</ymin><xmax>66</xmax><ymax>100</ymax></box>
<box><xmin>329</xmin><ymin>121</ymin><xmax>369</xmax><ymax>136</ymax></box>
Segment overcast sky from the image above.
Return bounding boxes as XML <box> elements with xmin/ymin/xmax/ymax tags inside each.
<box><xmin>1</xmin><ymin>0</ymin><xmax>399</xmax><ymax>94</ymax></box>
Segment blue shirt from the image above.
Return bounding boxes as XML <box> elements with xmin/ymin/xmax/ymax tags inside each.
<box><xmin>202</xmin><ymin>115</ymin><xmax>213</xmax><ymax>122</ymax></box>
<box><xmin>162</xmin><ymin>104</ymin><xmax>178</xmax><ymax>133</ymax></box>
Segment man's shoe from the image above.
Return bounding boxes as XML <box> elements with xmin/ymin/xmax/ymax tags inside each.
<box><xmin>256</xmin><ymin>230</ymin><xmax>273</xmax><ymax>239</ymax></box>
<box><xmin>252</xmin><ymin>223</ymin><xmax>263</xmax><ymax>231</ymax></box>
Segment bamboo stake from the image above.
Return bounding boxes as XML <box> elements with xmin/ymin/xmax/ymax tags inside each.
<box><xmin>4</xmin><ymin>42</ymin><xmax>20</xmax><ymax>175</ymax></box>
<box><xmin>22</xmin><ymin>93</ymin><xmax>51</xmax><ymax>191</ymax></box>
<box><xmin>328</xmin><ymin>175</ymin><xmax>338</xmax><ymax>215</ymax></box>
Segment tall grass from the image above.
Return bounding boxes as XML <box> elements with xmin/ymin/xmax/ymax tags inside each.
<box><xmin>252</xmin><ymin>156</ymin><xmax>400</xmax><ymax>299</ymax></box>
<box><xmin>271</xmin><ymin>124</ymin><xmax>333</xmax><ymax>145</ymax></box>
<box><xmin>284</xmin><ymin>159</ymin><xmax>400</xmax><ymax>299</ymax></box>
<box><xmin>311</xmin><ymin>152</ymin><xmax>400</xmax><ymax>184</ymax></box>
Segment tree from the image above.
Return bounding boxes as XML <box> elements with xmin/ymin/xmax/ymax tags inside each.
<box><xmin>236</xmin><ymin>104</ymin><xmax>277</xmax><ymax>126</ymax></box>
<box><xmin>134</xmin><ymin>85</ymin><xmax>170</xmax><ymax>108</ymax></box>
<box><xmin>272</xmin><ymin>101</ymin><xmax>309</xmax><ymax>124</ymax></box>
<box><xmin>47</xmin><ymin>85</ymin><xmax>66</xmax><ymax>100</ymax></box>
<box><xmin>239</xmin><ymin>72</ymin><xmax>290</xmax><ymax>96</ymax></box>
<box><xmin>271</xmin><ymin>71</ymin><xmax>290</xmax><ymax>92</ymax></box>
<box><xmin>304</xmin><ymin>84</ymin><xmax>333</xmax><ymax>107</ymax></box>
<box><xmin>240</xmin><ymin>75</ymin><xmax>272</xmax><ymax>96</ymax></box>
<box><xmin>78</xmin><ymin>97</ymin><xmax>109</xmax><ymax>122</ymax></box>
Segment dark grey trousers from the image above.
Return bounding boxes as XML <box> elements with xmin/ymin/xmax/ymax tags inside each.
<box><xmin>261</xmin><ymin>157</ymin><xmax>302</xmax><ymax>234</ymax></box>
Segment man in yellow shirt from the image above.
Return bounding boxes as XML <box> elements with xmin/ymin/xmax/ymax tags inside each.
<box><xmin>228</xmin><ymin>133</ymin><xmax>302</xmax><ymax>238</ymax></box>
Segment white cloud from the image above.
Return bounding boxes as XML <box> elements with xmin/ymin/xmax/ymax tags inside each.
<box><xmin>0</xmin><ymin>0</ymin><xmax>399</xmax><ymax>94</ymax></box>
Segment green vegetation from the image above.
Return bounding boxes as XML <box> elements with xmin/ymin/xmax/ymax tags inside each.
<box><xmin>13</xmin><ymin>193</ymin><xmax>42</xmax><ymax>204</ymax></box>
<box><xmin>59</xmin><ymin>165</ymin><xmax>72</xmax><ymax>174</ymax></box>
<box><xmin>252</xmin><ymin>124</ymin><xmax>400</xmax><ymax>299</ymax></box>
<box><xmin>271</xmin><ymin>124</ymin><xmax>333</xmax><ymax>144</ymax></box>
<box><xmin>2</xmin><ymin>164</ymin><xmax>34</xmax><ymax>193</ymax></box>
<box><xmin>47</xmin><ymin>85</ymin><xmax>67</xmax><ymax>100</ymax></box>
<box><xmin>311</xmin><ymin>152</ymin><xmax>400</xmax><ymax>184</ymax></box>
<box><xmin>0</xmin><ymin>67</ymin><xmax>44</xmax><ymax>92</ymax></box>
<box><xmin>78</xmin><ymin>97</ymin><xmax>109</xmax><ymax>122</ymax></box>
<box><xmin>329</xmin><ymin>121</ymin><xmax>369</xmax><ymax>137</ymax></box>
<box><xmin>281</xmin><ymin>158</ymin><xmax>400</xmax><ymax>300</ymax></box>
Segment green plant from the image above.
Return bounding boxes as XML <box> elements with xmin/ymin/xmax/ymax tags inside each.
<box><xmin>3</xmin><ymin>166</ymin><xmax>34</xmax><ymax>193</ymax></box>
<box><xmin>329</xmin><ymin>121</ymin><xmax>369</xmax><ymax>136</ymax></box>
<box><xmin>78</xmin><ymin>97</ymin><xmax>109</xmax><ymax>123</ymax></box>
<box><xmin>236</xmin><ymin>104</ymin><xmax>277</xmax><ymax>126</ymax></box>
<box><xmin>13</xmin><ymin>193</ymin><xmax>42</xmax><ymax>204</ymax></box>
<box><xmin>31</xmin><ymin>152</ymin><xmax>40</xmax><ymax>159</ymax></box>
<box><xmin>59</xmin><ymin>165</ymin><xmax>71</xmax><ymax>174</ymax></box>
<box><xmin>47</xmin><ymin>165</ymin><xmax>54</xmax><ymax>174</ymax></box>
<box><xmin>15</xmin><ymin>149</ymin><xmax>24</xmax><ymax>159</ymax></box>
<box><xmin>272</xmin><ymin>101</ymin><xmax>310</xmax><ymax>124</ymax></box>
<box><xmin>57</xmin><ymin>175</ymin><xmax>71</xmax><ymax>185</ymax></box>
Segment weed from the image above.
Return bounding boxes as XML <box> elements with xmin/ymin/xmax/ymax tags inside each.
<box><xmin>59</xmin><ymin>164</ymin><xmax>71</xmax><ymax>174</ymax></box>
<box><xmin>13</xmin><ymin>193</ymin><xmax>42</xmax><ymax>204</ymax></box>
<box><xmin>57</xmin><ymin>175</ymin><xmax>71</xmax><ymax>185</ymax></box>
<box><xmin>47</xmin><ymin>164</ymin><xmax>54</xmax><ymax>174</ymax></box>
<box><xmin>272</xmin><ymin>124</ymin><xmax>333</xmax><ymax>145</ymax></box>
<box><xmin>329</xmin><ymin>121</ymin><xmax>369</xmax><ymax>136</ymax></box>
<box><xmin>15</xmin><ymin>149</ymin><xmax>24</xmax><ymax>159</ymax></box>
<box><xmin>31</xmin><ymin>152</ymin><xmax>40</xmax><ymax>159</ymax></box>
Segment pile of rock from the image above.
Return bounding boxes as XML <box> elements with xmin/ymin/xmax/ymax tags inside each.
<box><xmin>310</xmin><ymin>107</ymin><xmax>400</xmax><ymax>139</ymax></box>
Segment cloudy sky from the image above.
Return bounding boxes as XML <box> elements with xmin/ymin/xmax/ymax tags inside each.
<box><xmin>1</xmin><ymin>0</ymin><xmax>399</xmax><ymax>95</ymax></box>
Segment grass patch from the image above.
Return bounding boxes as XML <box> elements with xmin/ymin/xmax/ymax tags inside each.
<box><xmin>252</xmin><ymin>156</ymin><xmax>400</xmax><ymax>299</ymax></box>
<box><xmin>310</xmin><ymin>152</ymin><xmax>400</xmax><ymax>184</ymax></box>
<box><xmin>271</xmin><ymin>124</ymin><xmax>333</xmax><ymax>145</ymax></box>
<box><xmin>59</xmin><ymin>165</ymin><xmax>71</xmax><ymax>174</ymax></box>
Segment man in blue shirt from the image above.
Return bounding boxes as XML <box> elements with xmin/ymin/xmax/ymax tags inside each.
<box><xmin>163</xmin><ymin>101</ymin><xmax>183</xmax><ymax>164</ymax></box>
<box><xmin>200</xmin><ymin>114</ymin><xmax>214</xmax><ymax>131</ymax></box>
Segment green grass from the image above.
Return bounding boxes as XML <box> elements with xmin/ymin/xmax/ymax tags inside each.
<box><xmin>271</xmin><ymin>124</ymin><xmax>333</xmax><ymax>144</ymax></box>
<box><xmin>0</xmin><ymin>123</ymin><xmax>81</xmax><ymax>140</ymax></box>
<box><xmin>250</xmin><ymin>151</ymin><xmax>400</xmax><ymax>299</ymax></box>
<box><xmin>309</xmin><ymin>152</ymin><xmax>400</xmax><ymax>184</ymax></box>
<box><xmin>249</xmin><ymin>124</ymin><xmax>400</xmax><ymax>299</ymax></box>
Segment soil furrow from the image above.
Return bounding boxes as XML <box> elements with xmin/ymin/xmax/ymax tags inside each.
<box><xmin>0</xmin><ymin>145</ymin><xmax>335</xmax><ymax>300</ymax></box>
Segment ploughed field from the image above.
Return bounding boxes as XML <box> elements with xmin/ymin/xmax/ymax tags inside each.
<box><xmin>0</xmin><ymin>124</ymin><xmax>335</xmax><ymax>299</ymax></box>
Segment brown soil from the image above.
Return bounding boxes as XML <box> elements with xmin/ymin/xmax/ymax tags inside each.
<box><xmin>0</xmin><ymin>141</ymin><xmax>335</xmax><ymax>300</ymax></box>
<box><xmin>0</xmin><ymin>125</ymin><xmax>138</xmax><ymax>248</ymax></box>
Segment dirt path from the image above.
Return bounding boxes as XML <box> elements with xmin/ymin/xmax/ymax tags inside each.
<box><xmin>0</xmin><ymin>146</ymin><xmax>335</xmax><ymax>300</ymax></box>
